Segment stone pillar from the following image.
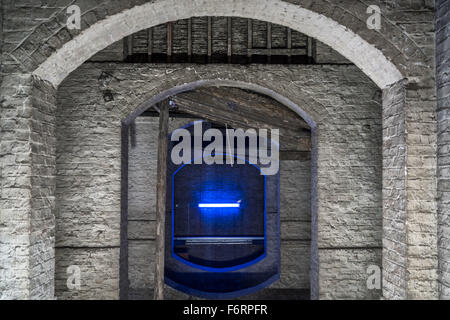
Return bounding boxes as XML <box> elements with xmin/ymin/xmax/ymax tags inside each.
<box><xmin>0</xmin><ymin>73</ymin><xmax>57</xmax><ymax>299</ymax></box>
<box><xmin>382</xmin><ymin>79</ymin><xmax>408</xmax><ymax>299</ymax></box>
<box><xmin>382</xmin><ymin>75</ymin><xmax>440</xmax><ymax>300</ymax></box>
<box><xmin>436</xmin><ymin>0</ymin><xmax>450</xmax><ymax>300</ymax></box>
<box><xmin>405</xmin><ymin>82</ymin><xmax>439</xmax><ymax>300</ymax></box>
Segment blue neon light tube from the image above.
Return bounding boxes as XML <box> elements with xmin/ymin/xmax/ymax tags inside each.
<box><xmin>198</xmin><ymin>203</ymin><xmax>240</xmax><ymax>208</ymax></box>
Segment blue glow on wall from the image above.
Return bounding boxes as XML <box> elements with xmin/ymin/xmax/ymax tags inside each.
<box><xmin>198</xmin><ymin>203</ymin><xmax>240</xmax><ymax>208</ymax></box>
<box><xmin>165</xmin><ymin>122</ymin><xmax>280</xmax><ymax>299</ymax></box>
<box><xmin>171</xmin><ymin>154</ymin><xmax>266</xmax><ymax>272</ymax></box>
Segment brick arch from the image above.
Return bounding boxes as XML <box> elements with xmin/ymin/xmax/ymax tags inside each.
<box><xmin>32</xmin><ymin>0</ymin><xmax>403</xmax><ymax>89</ymax></box>
<box><xmin>122</xmin><ymin>80</ymin><xmax>322</xmax><ymax>128</ymax></box>
<box><xmin>117</xmin><ymin>77</ymin><xmax>321</xmax><ymax>299</ymax></box>
<box><xmin>1</xmin><ymin>0</ymin><xmax>439</xmax><ymax>301</ymax></box>
<box><xmin>54</xmin><ymin>63</ymin><xmax>385</xmax><ymax>300</ymax></box>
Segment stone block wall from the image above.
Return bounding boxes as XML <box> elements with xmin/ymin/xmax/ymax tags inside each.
<box><xmin>278</xmin><ymin>160</ymin><xmax>311</xmax><ymax>291</ymax></box>
<box><xmin>1</xmin><ymin>74</ymin><xmax>36</xmax><ymax>299</ymax></box>
<box><xmin>54</xmin><ymin>68</ymin><xmax>122</xmax><ymax>299</ymax></box>
<box><xmin>315</xmin><ymin>41</ymin><xmax>350</xmax><ymax>64</ymax></box>
<box><xmin>29</xmin><ymin>77</ymin><xmax>57</xmax><ymax>299</ymax></box>
<box><xmin>0</xmin><ymin>74</ymin><xmax>56</xmax><ymax>299</ymax></box>
<box><xmin>436</xmin><ymin>0</ymin><xmax>450</xmax><ymax>300</ymax></box>
<box><xmin>381</xmin><ymin>79</ymin><xmax>408</xmax><ymax>299</ymax></box>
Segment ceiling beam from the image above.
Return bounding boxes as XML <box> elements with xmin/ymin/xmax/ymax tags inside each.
<box><xmin>171</xmin><ymin>88</ymin><xmax>311</xmax><ymax>151</ymax></box>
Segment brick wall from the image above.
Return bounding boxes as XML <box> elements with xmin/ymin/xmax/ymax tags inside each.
<box><xmin>381</xmin><ymin>79</ymin><xmax>408</xmax><ymax>299</ymax></box>
<box><xmin>436</xmin><ymin>0</ymin><xmax>450</xmax><ymax>300</ymax></box>
<box><xmin>0</xmin><ymin>74</ymin><xmax>56</xmax><ymax>299</ymax></box>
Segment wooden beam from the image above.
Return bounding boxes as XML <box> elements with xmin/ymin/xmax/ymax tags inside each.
<box><xmin>287</xmin><ymin>28</ymin><xmax>292</xmax><ymax>50</ymax></box>
<box><xmin>307</xmin><ymin>37</ymin><xmax>316</xmax><ymax>62</ymax></box>
<box><xmin>177</xmin><ymin>88</ymin><xmax>310</xmax><ymax>131</ymax></box>
<box><xmin>129</xmin><ymin>120</ymin><xmax>136</xmax><ymax>149</ymax></box>
<box><xmin>172</xmin><ymin>89</ymin><xmax>312</xmax><ymax>151</ymax></box>
<box><xmin>124</xmin><ymin>36</ymin><xmax>133</xmax><ymax>58</ymax></box>
<box><xmin>207</xmin><ymin>17</ymin><xmax>212</xmax><ymax>58</ymax></box>
<box><xmin>147</xmin><ymin>28</ymin><xmax>153</xmax><ymax>57</ymax></box>
<box><xmin>153</xmin><ymin>101</ymin><xmax>169</xmax><ymax>300</ymax></box>
<box><xmin>247</xmin><ymin>48</ymin><xmax>306</xmax><ymax>56</ymax></box>
<box><xmin>247</xmin><ymin>19</ymin><xmax>253</xmax><ymax>58</ymax></box>
<box><xmin>187</xmin><ymin>18</ymin><xmax>192</xmax><ymax>57</ymax></box>
<box><xmin>287</xmin><ymin>27</ymin><xmax>292</xmax><ymax>63</ymax></box>
<box><xmin>227</xmin><ymin>17</ymin><xmax>232</xmax><ymax>59</ymax></box>
<box><xmin>267</xmin><ymin>22</ymin><xmax>272</xmax><ymax>63</ymax></box>
<box><xmin>140</xmin><ymin>109</ymin><xmax>193</xmax><ymax>118</ymax></box>
<box><xmin>167</xmin><ymin>22</ymin><xmax>172</xmax><ymax>61</ymax></box>
<box><xmin>119</xmin><ymin>124</ymin><xmax>130</xmax><ymax>300</ymax></box>
<box><xmin>280</xmin><ymin>151</ymin><xmax>311</xmax><ymax>161</ymax></box>
<box><xmin>173</xmin><ymin>98</ymin><xmax>311</xmax><ymax>151</ymax></box>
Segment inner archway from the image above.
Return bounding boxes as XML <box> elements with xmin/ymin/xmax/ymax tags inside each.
<box><xmin>54</xmin><ymin>60</ymin><xmax>384</xmax><ymax>299</ymax></box>
<box><xmin>121</xmin><ymin>81</ymin><xmax>318</xmax><ymax>300</ymax></box>
<box><xmin>34</xmin><ymin>0</ymin><xmax>403</xmax><ymax>89</ymax></box>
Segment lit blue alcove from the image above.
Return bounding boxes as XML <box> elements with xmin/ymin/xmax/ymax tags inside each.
<box><xmin>165</xmin><ymin>121</ymin><xmax>280</xmax><ymax>299</ymax></box>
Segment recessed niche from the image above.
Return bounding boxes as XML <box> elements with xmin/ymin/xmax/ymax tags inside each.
<box><xmin>165</xmin><ymin>121</ymin><xmax>280</xmax><ymax>299</ymax></box>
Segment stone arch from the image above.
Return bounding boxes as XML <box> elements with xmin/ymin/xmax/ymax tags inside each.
<box><xmin>54</xmin><ymin>63</ymin><xmax>383</xmax><ymax>299</ymax></box>
<box><xmin>122</xmin><ymin>79</ymin><xmax>319</xmax><ymax>128</ymax></box>
<box><xmin>118</xmin><ymin>78</ymin><xmax>320</xmax><ymax>299</ymax></box>
<box><xmin>32</xmin><ymin>0</ymin><xmax>403</xmax><ymax>89</ymax></box>
<box><xmin>0</xmin><ymin>0</ymin><xmax>440</xmax><ymax>302</ymax></box>
<box><xmin>11</xmin><ymin>0</ymin><xmax>436</xmax><ymax>301</ymax></box>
